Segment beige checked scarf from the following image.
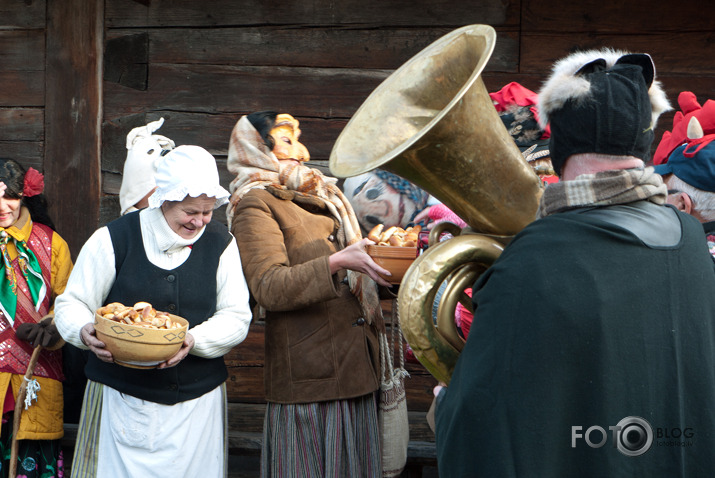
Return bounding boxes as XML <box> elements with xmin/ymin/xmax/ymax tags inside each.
<box><xmin>226</xmin><ymin>115</ymin><xmax>383</xmax><ymax>325</ymax></box>
<box><xmin>537</xmin><ymin>166</ymin><xmax>667</xmax><ymax>218</ymax></box>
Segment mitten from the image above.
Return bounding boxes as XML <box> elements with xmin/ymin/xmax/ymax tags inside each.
<box><xmin>15</xmin><ymin>317</ymin><xmax>61</xmax><ymax>348</ymax></box>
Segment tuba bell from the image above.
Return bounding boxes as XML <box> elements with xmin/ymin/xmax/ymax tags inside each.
<box><xmin>329</xmin><ymin>24</ymin><xmax>544</xmax><ymax>384</ymax></box>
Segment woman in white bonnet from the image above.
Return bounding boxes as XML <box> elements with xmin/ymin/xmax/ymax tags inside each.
<box><xmin>64</xmin><ymin>118</ymin><xmax>179</xmax><ymax>425</ymax></box>
<box><xmin>54</xmin><ymin>145</ymin><xmax>253</xmax><ymax>477</ymax></box>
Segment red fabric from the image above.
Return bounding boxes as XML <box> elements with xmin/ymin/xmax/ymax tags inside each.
<box><xmin>455</xmin><ymin>288</ymin><xmax>473</xmax><ymax>340</ymax></box>
<box><xmin>0</xmin><ymin>223</ymin><xmax>63</xmax><ymax>381</ymax></box>
<box><xmin>490</xmin><ymin>81</ymin><xmax>539</xmax><ymax>111</ymax></box>
<box><xmin>22</xmin><ymin>167</ymin><xmax>45</xmax><ymax>197</ymax></box>
<box><xmin>489</xmin><ymin>82</ymin><xmax>551</xmax><ymax>138</ymax></box>
<box><xmin>653</xmin><ymin>91</ymin><xmax>715</xmax><ymax>165</ymax></box>
<box><xmin>542</xmin><ymin>175</ymin><xmax>559</xmax><ymax>185</ymax></box>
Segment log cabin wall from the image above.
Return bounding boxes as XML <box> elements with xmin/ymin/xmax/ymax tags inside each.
<box><xmin>0</xmin><ymin>0</ymin><xmax>713</xmax><ymax>422</ymax></box>
<box><xmin>1</xmin><ymin>0</ymin><xmax>713</xmax><ymax>257</ymax></box>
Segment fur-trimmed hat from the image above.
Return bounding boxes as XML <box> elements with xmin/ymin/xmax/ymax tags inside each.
<box><xmin>537</xmin><ymin>49</ymin><xmax>671</xmax><ymax>175</ymax></box>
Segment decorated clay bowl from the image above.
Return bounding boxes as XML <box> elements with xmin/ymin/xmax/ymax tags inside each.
<box><xmin>94</xmin><ymin>311</ymin><xmax>189</xmax><ymax>369</ymax></box>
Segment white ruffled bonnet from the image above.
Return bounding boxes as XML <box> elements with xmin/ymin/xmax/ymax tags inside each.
<box><xmin>148</xmin><ymin>145</ymin><xmax>230</xmax><ymax>209</ymax></box>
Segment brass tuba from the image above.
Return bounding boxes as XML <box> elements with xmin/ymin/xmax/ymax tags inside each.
<box><xmin>329</xmin><ymin>24</ymin><xmax>543</xmax><ymax>384</ymax></box>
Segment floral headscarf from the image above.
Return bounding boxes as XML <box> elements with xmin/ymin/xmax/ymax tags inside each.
<box><xmin>226</xmin><ymin>115</ymin><xmax>383</xmax><ymax>326</ymax></box>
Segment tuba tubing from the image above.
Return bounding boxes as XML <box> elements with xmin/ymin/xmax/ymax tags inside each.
<box><xmin>330</xmin><ymin>24</ymin><xmax>543</xmax><ymax>383</ymax></box>
<box><xmin>398</xmin><ymin>234</ymin><xmax>504</xmax><ymax>385</ymax></box>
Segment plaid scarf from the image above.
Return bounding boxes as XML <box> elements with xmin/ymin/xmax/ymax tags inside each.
<box><xmin>0</xmin><ymin>209</ymin><xmax>47</xmax><ymax>324</ymax></box>
<box><xmin>537</xmin><ymin>167</ymin><xmax>667</xmax><ymax>218</ymax></box>
<box><xmin>227</xmin><ymin>116</ymin><xmax>383</xmax><ymax>325</ymax></box>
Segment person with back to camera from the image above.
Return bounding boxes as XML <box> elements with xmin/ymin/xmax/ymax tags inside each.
<box><xmin>0</xmin><ymin>159</ymin><xmax>72</xmax><ymax>477</ymax></box>
<box><xmin>226</xmin><ymin>111</ymin><xmax>392</xmax><ymax>477</ymax></box>
<box><xmin>435</xmin><ymin>49</ymin><xmax>715</xmax><ymax>476</ymax></box>
<box><xmin>54</xmin><ymin>145</ymin><xmax>253</xmax><ymax>477</ymax></box>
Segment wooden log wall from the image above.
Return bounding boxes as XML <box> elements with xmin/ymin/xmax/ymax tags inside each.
<box><xmin>0</xmin><ymin>0</ymin><xmax>713</xmax><ymax>416</ymax></box>
<box><xmin>1</xmin><ymin>0</ymin><xmax>712</xmax><ymax>250</ymax></box>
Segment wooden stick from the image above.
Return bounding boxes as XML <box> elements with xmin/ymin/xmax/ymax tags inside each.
<box><xmin>9</xmin><ymin>345</ymin><xmax>43</xmax><ymax>478</ymax></box>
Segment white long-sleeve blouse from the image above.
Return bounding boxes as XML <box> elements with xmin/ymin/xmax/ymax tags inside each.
<box><xmin>54</xmin><ymin>207</ymin><xmax>252</xmax><ymax>358</ymax></box>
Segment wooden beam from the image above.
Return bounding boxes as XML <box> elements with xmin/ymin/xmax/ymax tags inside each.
<box><xmin>45</xmin><ymin>0</ymin><xmax>104</xmax><ymax>259</ymax></box>
<box><xmin>105</xmin><ymin>0</ymin><xmax>518</xmax><ymax>28</ymax></box>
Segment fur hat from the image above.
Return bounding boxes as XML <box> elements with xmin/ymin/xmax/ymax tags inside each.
<box><xmin>537</xmin><ymin>49</ymin><xmax>671</xmax><ymax>175</ymax></box>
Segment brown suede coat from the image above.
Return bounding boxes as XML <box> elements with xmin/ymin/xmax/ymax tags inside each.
<box><xmin>232</xmin><ymin>186</ymin><xmax>380</xmax><ymax>404</ymax></box>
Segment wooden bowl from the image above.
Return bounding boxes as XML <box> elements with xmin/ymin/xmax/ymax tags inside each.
<box><xmin>367</xmin><ymin>244</ymin><xmax>419</xmax><ymax>285</ymax></box>
<box><xmin>94</xmin><ymin>311</ymin><xmax>189</xmax><ymax>369</ymax></box>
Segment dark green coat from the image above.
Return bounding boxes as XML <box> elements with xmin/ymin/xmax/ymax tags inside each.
<box><xmin>436</xmin><ymin>206</ymin><xmax>715</xmax><ymax>477</ymax></box>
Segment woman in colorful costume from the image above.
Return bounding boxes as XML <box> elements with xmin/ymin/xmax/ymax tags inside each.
<box><xmin>0</xmin><ymin>159</ymin><xmax>72</xmax><ymax>478</ymax></box>
<box><xmin>54</xmin><ymin>146</ymin><xmax>253</xmax><ymax>477</ymax></box>
<box><xmin>226</xmin><ymin>111</ymin><xmax>392</xmax><ymax>477</ymax></box>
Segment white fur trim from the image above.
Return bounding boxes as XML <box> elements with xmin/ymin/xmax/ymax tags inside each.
<box><xmin>537</xmin><ymin>48</ymin><xmax>671</xmax><ymax>130</ymax></box>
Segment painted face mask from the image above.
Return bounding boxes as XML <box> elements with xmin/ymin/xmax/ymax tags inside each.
<box><xmin>269</xmin><ymin>114</ymin><xmax>310</xmax><ymax>163</ymax></box>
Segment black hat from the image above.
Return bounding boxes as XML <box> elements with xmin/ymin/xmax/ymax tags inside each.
<box><xmin>537</xmin><ymin>49</ymin><xmax>671</xmax><ymax>175</ymax></box>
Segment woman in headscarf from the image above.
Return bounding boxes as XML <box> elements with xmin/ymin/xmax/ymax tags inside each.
<box><xmin>0</xmin><ymin>158</ymin><xmax>73</xmax><ymax>477</ymax></box>
<box><xmin>54</xmin><ymin>145</ymin><xmax>253</xmax><ymax>477</ymax></box>
<box><xmin>226</xmin><ymin>111</ymin><xmax>392</xmax><ymax>477</ymax></box>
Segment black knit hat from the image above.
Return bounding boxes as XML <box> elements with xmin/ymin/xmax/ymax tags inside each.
<box><xmin>537</xmin><ymin>50</ymin><xmax>671</xmax><ymax>176</ymax></box>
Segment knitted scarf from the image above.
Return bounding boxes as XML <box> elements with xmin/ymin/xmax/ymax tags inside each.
<box><xmin>226</xmin><ymin>116</ymin><xmax>383</xmax><ymax>325</ymax></box>
<box><xmin>537</xmin><ymin>167</ymin><xmax>667</xmax><ymax>218</ymax></box>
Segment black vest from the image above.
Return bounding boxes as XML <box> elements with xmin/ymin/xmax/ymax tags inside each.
<box><xmin>85</xmin><ymin>211</ymin><xmax>232</xmax><ymax>404</ymax></box>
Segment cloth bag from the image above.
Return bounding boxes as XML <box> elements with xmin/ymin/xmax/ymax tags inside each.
<box><xmin>378</xmin><ymin>299</ymin><xmax>410</xmax><ymax>477</ymax></box>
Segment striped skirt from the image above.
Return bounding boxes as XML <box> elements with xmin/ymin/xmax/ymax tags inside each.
<box><xmin>261</xmin><ymin>392</ymin><xmax>381</xmax><ymax>478</ymax></box>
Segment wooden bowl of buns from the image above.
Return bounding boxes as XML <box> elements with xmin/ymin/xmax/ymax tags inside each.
<box><xmin>94</xmin><ymin>301</ymin><xmax>189</xmax><ymax>369</ymax></box>
<box><xmin>366</xmin><ymin>224</ymin><xmax>421</xmax><ymax>285</ymax></box>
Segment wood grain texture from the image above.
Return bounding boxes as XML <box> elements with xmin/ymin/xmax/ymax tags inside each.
<box><xmin>105</xmin><ymin>0</ymin><xmax>518</xmax><ymax>28</ymax></box>
<box><xmin>0</xmin><ymin>0</ymin><xmax>46</xmax><ymax>29</ymax></box>
<box><xmin>0</xmin><ymin>142</ymin><xmax>43</xmax><ymax>171</ymax></box>
<box><xmin>44</xmin><ymin>0</ymin><xmax>104</xmax><ymax>258</ymax></box>
<box><xmin>104</xmin><ymin>32</ymin><xmax>149</xmax><ymax>90</ymax></box>
<box><xmin>0</xmin><ymin>30</ymin><xmax>45</xmax><ymax>70</ymax></box>
<box><xmin>522</xmin><ymin>0</ymin><xmax>714</xmax><ymax>32</ymax></box>
<box><xmin>0</xmin><ymin>108</ymin><xmax>44</xmax><ymax>141</ymax></box>
<box><xmin>101</xmin><ymin>112</ymin><xmax>350</xmax><ymax>166</ymax></box>
<box><xmin>0</xmin><ymin>71</ymin><xmax>44</xmax><ymax>107</ymax></box>
<box><xmin>108</xmin><ymin>27</ymin><xmax>518</xmax><ymax>72</ymax></box>
<box><xmin>103</xmin><ymin>64</ymin><xmax>392</xmax><ymax>117</ymax></box>
<box><xmin>520</xmin><ymin>32</ymin><xmax>715</xmax><ymax>75</ymax></box>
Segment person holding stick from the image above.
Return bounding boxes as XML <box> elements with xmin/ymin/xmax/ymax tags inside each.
<box><xmin>0</xmin><ymin>158</ymin><xmax>72</xmax><ymax>478</ymax></box>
